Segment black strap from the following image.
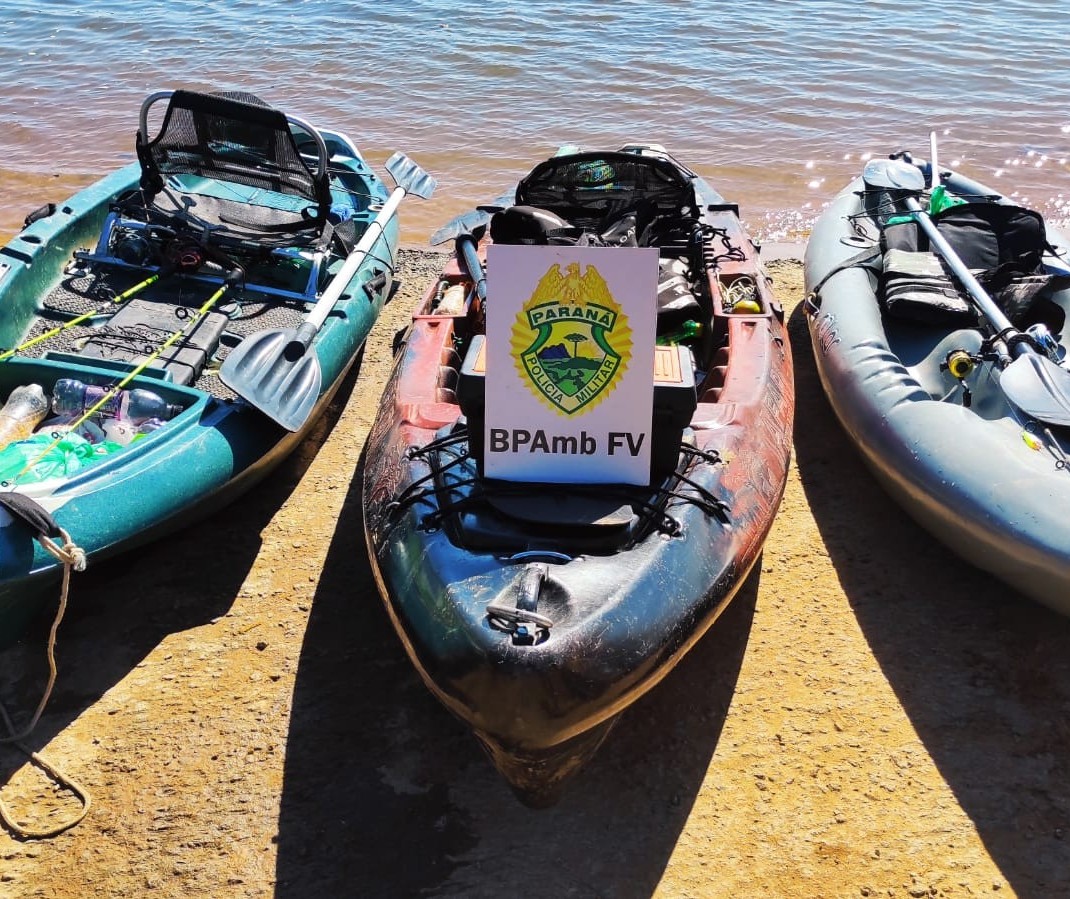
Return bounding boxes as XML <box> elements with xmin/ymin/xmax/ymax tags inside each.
<box><xmin>0</xmin><ymin>493</ymin><xmax>63</xmax><ymax>540</ymax></box>
<box><xmin>808</xmin><ymin>246</ymin><xmax>883</xmax><ymax>298</ymax></box>
<box><xmin>217</xmin><ymin>209</ymin><xmax>322</xmax><ymax>234</ymax></box>
<box><xmin>22</xmin><ymin>204</ymin><xmax>57</xmax><ymax>229</ymax></box>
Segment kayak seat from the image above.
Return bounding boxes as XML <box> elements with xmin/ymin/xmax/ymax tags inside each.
<box><xmin>490</xmin><ymin>206</ymin><xmax>575</xmax><ymax>245</ymax></box>
<box><xmin>516</xmin><ymin>151</ymin><xmax>693</xmax><ymax>228</ymax></box>
<box><xmin>880</xmin><ymin>202</ymin><xmax>1056</xmax><ymax>327</ymax></box>
<box><xmin>487</xmin><ymin>493</ymin><xmax>637</xmax><ymax>528</ymax></box>
<box><xmin>491</xmin><ymin>201</ymin><xmax>668</xmax><ymax>251</ymax></box>
<box><xmin>456</xmin><ymin>491</ymin><xmax>643</xmax><ymax>554</ymax></box>
<box><xmin>881</xmin><ymin>248</ymin><xmax>977</xmax><ymax>325</ymax></box>
<box><xmin>124</xmin><ymin>89</ymin><xmax>335</xmax><ymax>253</ymax></box>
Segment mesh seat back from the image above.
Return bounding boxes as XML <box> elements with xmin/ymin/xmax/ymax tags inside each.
<box><xmin>515</xmin><ymin>151</ymin><xmax>694</xmax><ymax>231</ymax></box>
<box><xmin>137</xmin><ymin>90</ymin><xmax>328</xmax><ymax>217</ymax></box>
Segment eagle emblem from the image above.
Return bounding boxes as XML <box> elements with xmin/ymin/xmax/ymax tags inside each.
<box><xmin>510</xmin><ymin>261</ymin><xmax>633</xmax><ymax>415</ymax></box>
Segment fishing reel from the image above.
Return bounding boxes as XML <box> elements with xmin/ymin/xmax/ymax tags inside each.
<box><xmin>943</xmin><ymin>349</ymin><xmax>978</xmax><ymax>380</ymax></box>
<box><xmin>112</xmin><ymin>231</ymin><xmax>154</xmax><ymax>267</ymax></box>
<box><xmin>161</xmin><ymin>233</ymin><xmax>246</xmax><ymax>286</ymax></box>
<box><xmin>108</xmin><ymin>224</ymin><xmax>196</xmax><ymax>275</ymax></box>
<box><xmin>161</xmin><ymin>239</ymin><xmax>207</xmax><ymax>273</ymax></box>
<box><xmin>107</xmin><ymin>221</ymin><xmax>178</xmax><ymax>268</ymax></box>
<box><xmin>941</xmin><ymin>348</ymin><xmax>982</xmax><ymax>407</ymax></box>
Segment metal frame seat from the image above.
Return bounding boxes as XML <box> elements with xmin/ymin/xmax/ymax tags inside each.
<box><xmin>125</xmin><ymin>89</ymin><xmax>334</xmax><ymax>253</ymax></box>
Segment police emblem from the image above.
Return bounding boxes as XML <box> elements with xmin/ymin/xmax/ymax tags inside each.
<box><xmin>510</xmin><ymin>261</ymin><xmax>633</xmax><ymax>415</ymax></box>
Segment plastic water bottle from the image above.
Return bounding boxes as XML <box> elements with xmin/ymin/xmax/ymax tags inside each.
<box><xmin>52</xmin><ymin>379</ymin><xmax>182</xmax><ymax>425</ymax></box>
<box><xmin>38</xmin><ymin>415</ymin><xmax>107</xmax><ymax>445</ymax></box>
<box><xmin>0</xmin><ymin>384</ymin><xmax>49</xmax><ymax>448</ymax></box>
<box><xmin>100</xmin><ymin>414</ymin><xmax>167</xmax><ymax>445</ymax></box>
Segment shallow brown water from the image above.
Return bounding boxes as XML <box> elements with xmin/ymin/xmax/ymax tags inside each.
<box><xmin>2</xmin><ymin>0</ymin><xmax>1070</xmax><ymax>244</ymax></box>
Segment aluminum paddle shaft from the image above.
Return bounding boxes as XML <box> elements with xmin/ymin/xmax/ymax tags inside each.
<box><xmin>904</xmin><ymin>193</ymin><xmax>1070</xmax><ymax>424</ymax></box>
<box><xmin>284</xmin><ymin>193</ymin><xmax>401</xmax><ymax>360</ymax></box>
<box><xmin>872</xmin><ymin>159</ymin><xmax>1070</xmax><ymax>426</ymax></box>
<box><xmin>283</xmin><ymin>152</ymin><xmax>437</xmax><ymax>361</ymax></box>
<box><xmin>902</xmin><ymin>195</ymin><xmax>1020</xmax><ymax>345</ymax></box>
<box><xmin>219</xmin><ymin>151</ymin><xmax>435</xmax><ymax>431</ymax></box>
<box><xmin>863</xmin><ymin>155</ymin><xmax>1070</xmax><ymax>425</ymax></box>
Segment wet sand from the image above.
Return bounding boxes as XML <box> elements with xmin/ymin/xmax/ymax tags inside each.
<box><xmin>1</xmin><ymin>252</ymin><xmax>1069</xmax><ymax>898</ymax></box>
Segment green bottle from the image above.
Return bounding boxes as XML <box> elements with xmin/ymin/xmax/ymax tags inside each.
<box><xmin>656</xmin><ymin>320</ymin><xmax>703</xmax><ymax>345</ymax></box>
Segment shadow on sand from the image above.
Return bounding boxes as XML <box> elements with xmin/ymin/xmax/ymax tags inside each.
<box><xmin>275</xmin><ymin>455</ymin><xmax>760</xmax><ymax>898</ymax></box>
<box><xmin>0</xmin><ymin>365</ymin><xmax>364</xmax><ymax>804</ymax></box>
<box><xmin>788</xmin><ymin>302</ymin><xmax>1070</xmax><ymax>897</ymax></box>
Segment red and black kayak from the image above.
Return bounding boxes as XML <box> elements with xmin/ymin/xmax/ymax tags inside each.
<box><xmin>362</xmin><ymin>145</ymin><xmax>794</xmax><ymax>805</ymax></box>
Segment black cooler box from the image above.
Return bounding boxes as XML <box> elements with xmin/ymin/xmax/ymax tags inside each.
<box><xmin>457</xmin><ymin>335</ymin><xmax>696</xmax><ymax>480</ymax></box>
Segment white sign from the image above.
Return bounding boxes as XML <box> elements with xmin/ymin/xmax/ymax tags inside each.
<box><xmin>484</xmin><ymin>244</ymin><xmax>658</xmax><ymax>485</ymax></box>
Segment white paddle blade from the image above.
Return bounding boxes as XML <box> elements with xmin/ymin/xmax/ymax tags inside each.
<box><xmin>862</xmin><ymin>158</ymin><xmax>927</xmax><ymax>191</ymax></box>
<box><xmin>385</xmin><ymin>152</ymin><xmax>437</xmax><ymax>200</ymax></box>
<box><xmin>219</xmin><ymin>328</ymin><xmax>323</xmax><ymax>431</ymax></box>
<box><xmin>1000</xmin><ymin>353</ymin><xmax>1070</xmax><ymax>427</ymax></box>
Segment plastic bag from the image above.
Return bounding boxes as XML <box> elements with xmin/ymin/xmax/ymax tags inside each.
<box><xmin>0</xmin><ymin>431</ymin><xmax>123</xmax><ymax>485</ymax></box>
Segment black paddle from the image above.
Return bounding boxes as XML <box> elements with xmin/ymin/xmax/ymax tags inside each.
<box><xmin>456</xmin><ymin>229</ymin><xmax>487</xmax><ymax>304</ymax></box>
<box><xmin>863</xmin><ymin>154</ymin><xmax>1070</xmax><ymax>427</ymax></box>
<box><xmin>429</xmin><ymin>188</ymin><xmax>515</xmax><ymax>247</ymax></box>
<box><xmin>219</xmin><ymin>152</ymin><xmax>436</xmax><ymax>431</ymax></box>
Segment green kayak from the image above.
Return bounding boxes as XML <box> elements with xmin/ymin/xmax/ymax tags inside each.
<box><xmin>0</xmin><ymin>88</ymin><xmax>432</xmax><ymax>646</ymax></box>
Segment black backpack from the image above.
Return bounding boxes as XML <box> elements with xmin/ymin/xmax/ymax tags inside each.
<box><xmin>880</xmin><ymin>201</ymin><xmax>1053</xmax><ymax>325</ymax></box>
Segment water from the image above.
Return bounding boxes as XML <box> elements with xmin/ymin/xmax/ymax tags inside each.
<box><xmin>2</xmin><ymin>0</ymin><xmax>1070</xmax><ymax>245</ymax></box>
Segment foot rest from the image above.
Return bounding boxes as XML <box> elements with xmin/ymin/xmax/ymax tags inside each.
<box><xmin>76</xmin><ymin>299</ymin><xmax>229</xmax><ymax>386</ymax></box>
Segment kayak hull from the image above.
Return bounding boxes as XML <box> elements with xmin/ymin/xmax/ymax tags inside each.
<box><xmin>0</xmin><ymin>109</ymin><xmax>397</xmax><ymax>646</ymax></box>
<box><xmin>364</xmin><ymin>146</ymin><xmax>794</xmax><ymax>803</ymax></box>
<box><xmin>804</xmin><ymin>165</ymin><xmax>1070</xmax><ymax>615</ymax></box>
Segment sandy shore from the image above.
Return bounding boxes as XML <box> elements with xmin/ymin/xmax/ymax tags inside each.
<box><xmin>1</xmin><ymin>250</ymin><xmax>1069</xmax><ymax>898</ymax></box>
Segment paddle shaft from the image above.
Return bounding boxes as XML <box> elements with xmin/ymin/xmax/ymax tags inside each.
<box><xmin>907</xmin><ymin>189</ymin><xmax>1070</xmax><ymax>425</ymax></box>
<box><xmin>283</xmin><ymin>185</ymin><xmax>405</xmax><ymax>360</ymax></box>
<box><xmin>903</xmin><ymin>196</ymin><xmax>1023</xmax><ymax>350</ymax></box>
<box><xmin>457</xmin><ymin>234</ymin><xmax>487</xmax><ymax>303</ymax></box>
<box><xmin>218</xmin><ymin>151</ymin><xmax>432</xmax><ymax>430</ymax></box>
<box><xmin>864</xmin><ymin>155</ymin><xmax>1070</xmax><ymax>425</ymax></box>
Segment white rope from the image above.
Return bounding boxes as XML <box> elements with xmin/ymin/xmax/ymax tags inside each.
<box><xmin>0</xmin><ymin>526</ymin><xmax>91</xmax><ymax>837</ymax></box>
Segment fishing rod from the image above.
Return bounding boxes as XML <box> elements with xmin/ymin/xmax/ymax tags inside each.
<box><xmin>10</xmin><ymin>269</ymin><xmax>243</xmax><ymax>484</ymax></box>
<box><xmin>0</xmin><ymin>235</ymin><xmax>222</xmax><ymax>362</ymax></box>
<box><xmin>0</xmin><ymin>270</ymin><xmax>168</xmax><ymax>362</ymax></box>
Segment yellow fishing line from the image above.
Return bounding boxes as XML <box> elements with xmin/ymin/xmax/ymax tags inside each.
<box><xmin>9</xmin><ymin>281</ymin><xmax>231</xmax><ymax>484</ymax></box>
<box><xmin>0</xmin><ymin>271</ymin><xmax>162</xmax><ymax>362</ymax></box>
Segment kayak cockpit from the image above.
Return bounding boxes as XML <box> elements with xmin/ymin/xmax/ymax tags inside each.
<box><xmin>0</xmin><ymin>89</ymin><xmax>388</xmax><ymax>493</ymax></box>
<box><xmin>816</xmin><ymin>164</ymin><xmax>1070</xmax><ymax>431</ymax></box>
<box><xmin>363</xmin><ymin>145</ymin><xmax>795</xmax><ymax>804</ymax></box>
<box><xmin>378</xmin><ymin>146</ymin><xmax>785</xmax><ymax>556</ymax></box>
<box><xmin>394</xmin><ymin>423</ymin><xmax>728</xmax><ymax>556</ymax></box>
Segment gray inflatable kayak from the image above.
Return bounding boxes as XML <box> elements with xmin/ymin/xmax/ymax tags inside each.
<box><xmin>804</xmin><ymin>154</ymin><xmax>1070</xmax><ymax>615</ymax></box>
